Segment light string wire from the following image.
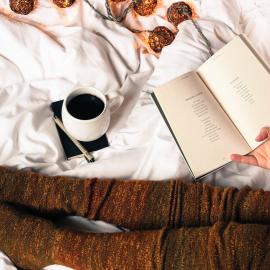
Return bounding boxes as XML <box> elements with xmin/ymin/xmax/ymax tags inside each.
<box><xmin>84</xmin><ymin>0</ymin><xmax>144</xmax><ymax>33</ymax></box>
<box><xmin>83</xmin><ymin>0</ymin><xmax>214</xmax><ymax>56</ymax></box>
<box><xmin>189</xmin><ymin>16</ymin><xmax>213</xmax><ymax>56</ymax></box>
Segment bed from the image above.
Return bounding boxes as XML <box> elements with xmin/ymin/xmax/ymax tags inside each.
<box><xmin>0</xmin><ymin>0</ymin><xmax>270</xmax><ymax>268</ymax></box>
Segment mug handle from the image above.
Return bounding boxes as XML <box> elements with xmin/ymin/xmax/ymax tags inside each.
<box><xmin>106</xmin><ymin>91</ymin><xmax>124</xmax><ymax>113</ymax></box>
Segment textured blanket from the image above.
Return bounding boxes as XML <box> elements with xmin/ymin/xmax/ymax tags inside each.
<box><xmin>0</xmin><ymin>167</ymin><xmax>270</xmax><ymax>269</ymax></box>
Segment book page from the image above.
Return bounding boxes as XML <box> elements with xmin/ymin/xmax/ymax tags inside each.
<box><xmin>198</xmin><ymin>35</ymin><xmax>270</xmax><ymax>149</ymax></box>
<box><xmin>153</xmin><ymin>72</ymin><xmax>250</xmax><ymax>178</ymax></box>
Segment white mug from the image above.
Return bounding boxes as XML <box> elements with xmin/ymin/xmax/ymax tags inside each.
<box><xmin>62</xmin><ymin>86</ymin><xmax>123</xmax><ymax>141</ymax></box>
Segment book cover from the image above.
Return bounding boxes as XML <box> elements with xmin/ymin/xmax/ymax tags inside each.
<box><xmin>51</xmin><ymin>100</ymin><xmax>109</xmax><ymax>160</ymax></box>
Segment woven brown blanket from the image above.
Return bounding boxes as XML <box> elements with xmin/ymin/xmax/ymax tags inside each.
<box><xmin>0</xmin><ymin>166</ymin><xmax>270</xmax><ymax>269</ymax></box>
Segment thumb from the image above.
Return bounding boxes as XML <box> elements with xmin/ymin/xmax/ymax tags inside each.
<box><xmin>255</xmin><ymin>127</ymin><xmax>270</xmax><ymax>142</ymax></box>
<box><xmin>231</xmin><ymin>154</ymin><xmax>258</xmax><ymax>166</ymax></box>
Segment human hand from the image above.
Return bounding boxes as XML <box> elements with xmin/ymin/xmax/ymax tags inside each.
<box><xmin>231</xmin><ymin>127</ymin><xmax>270</xmax><ymax>170</ymax></box>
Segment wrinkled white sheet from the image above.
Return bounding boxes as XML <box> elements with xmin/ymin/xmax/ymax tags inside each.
<box><xmin>0</xmin><ymin>0</ymin><xmax>270</xmax><ymax>268</ymax></box>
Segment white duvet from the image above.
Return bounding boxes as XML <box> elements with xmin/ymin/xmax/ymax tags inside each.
<box><xmin>0</xmin><ymin>0</ymin><xmax>270</xmax><ymax>268</ymax></box>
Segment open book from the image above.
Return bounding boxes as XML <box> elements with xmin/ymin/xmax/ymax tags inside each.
<box><xmin>152</xmin><ymin>34</ymin><xmax>270</xmax><ymax>179</ymax></box>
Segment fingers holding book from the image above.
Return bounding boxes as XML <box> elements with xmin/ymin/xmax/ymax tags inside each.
<box><xmin>231</xmin><ymin>127</ymin><xmax>270</xmax><ymax>170</ymax></box>
<box><xmin>255</xmin><ymin>127</ymin><xmax>270</xmax><ymax>142</ymax></box>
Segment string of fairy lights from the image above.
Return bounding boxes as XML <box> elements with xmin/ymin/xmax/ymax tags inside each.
<box><xmin>8</xmin><ymin>0</ymin><xmax>213</xmax><ymax>55</ymax></box>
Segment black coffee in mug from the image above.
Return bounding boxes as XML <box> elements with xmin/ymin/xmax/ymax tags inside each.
<box><xmin>67</xmin><ymin>94</ymin><xmax>105</xmax><ymax>120</ymax></box>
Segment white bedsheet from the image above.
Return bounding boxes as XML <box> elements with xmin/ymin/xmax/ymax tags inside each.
<box><xmin>0</xmin><ymin>0</ymin><xmax>270</xmax><ymax>268</ymax></box>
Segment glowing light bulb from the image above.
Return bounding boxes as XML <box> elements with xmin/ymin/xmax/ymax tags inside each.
<box><xmin>167</xmin><ymin>1</ymin><xmax>193</xmax><ymax>27</ymax></box>
<box><xmin>148</xmin><ymin>26</ymin><xmax>175</xmax><ymax>53</ymax></box>
<box><xmin>9</xmin><ymin>0</ymin><xmax>34</xmax><ymax>15</ymax></box>
<box><xmin>132</xmin><ymin>0</ymin><xmax>157</xmax><ymax>16</ymax></box>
